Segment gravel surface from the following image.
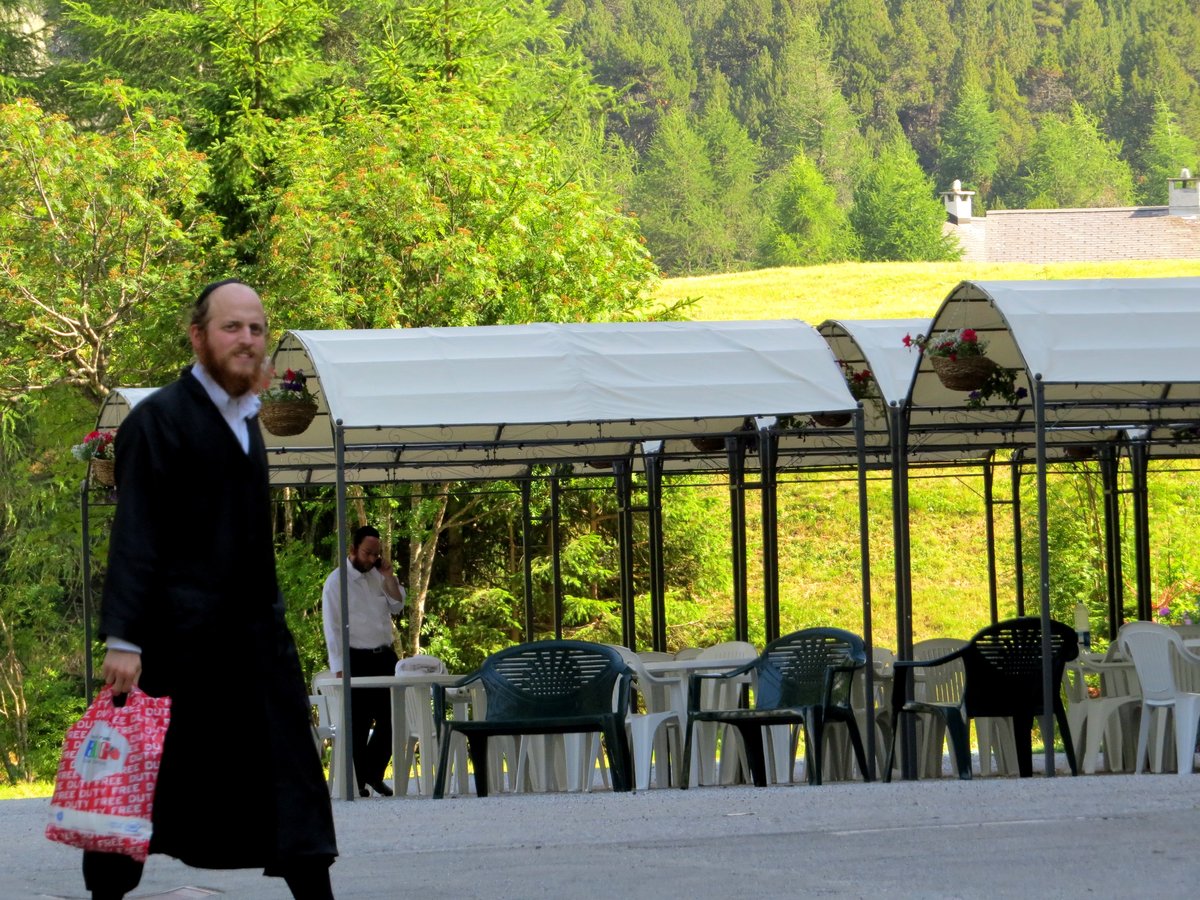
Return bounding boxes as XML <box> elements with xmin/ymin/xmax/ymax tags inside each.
<box><xmin>7</xmin><ymin>771</ymin><xmax>1200</xmax><ymax>899</ymax></box>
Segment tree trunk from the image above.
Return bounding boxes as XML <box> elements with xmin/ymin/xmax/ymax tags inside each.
<box><xmin>405</xmin><ymin>483</ymin><xmax>450</xmax><ymax>656</ymax></box>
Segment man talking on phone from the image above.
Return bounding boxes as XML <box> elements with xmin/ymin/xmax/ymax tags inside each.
<box><xmin>321</xmin><ymin>525</ymin><xmax>406</xmax><ymax>797</ymax></box>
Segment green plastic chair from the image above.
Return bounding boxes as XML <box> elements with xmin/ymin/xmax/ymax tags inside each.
<box><xmin>680</xmin><ymin>627</ymin><xmax>870</xmax><ymax>787</ymax></box>
<box><xmin>431</xmin><ymin>640</ymin><xmax>635</xmax><ymax>798</ymax></box>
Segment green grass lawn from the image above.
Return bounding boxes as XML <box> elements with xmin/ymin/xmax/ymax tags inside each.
<box><xmin>656</xmin><ymin>259</ymin><xmax>1200</xmax><ymax>323</ymax></box>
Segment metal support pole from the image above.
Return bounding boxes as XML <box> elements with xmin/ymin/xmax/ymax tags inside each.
<box><xmin>550</xmin><ymin>474</ymin><xmax>563</xmax><ymax>639</ymax></box>
<box><xmin>1099</xmin><ymin>447</ymin><xmax>1123</xmax><ymax>639</ymax></box>
<box><xmin>1011</xmin><ymin>458</ymin><xmax>1026</xmax><ymax>617</ymax></box>
<box><xmin>758</xmin><ymin>425</ymin><xmax>780</xmax><ymax>644</ymax></box>
<box><xmin>335</xmin><ymin>421</ymin><xmax>356</xmax><ymax>800</ymax></box>
<box><xmin>644</xmin><ymin>447</ymin><xmax>667</xmax><ymax>652</ymax></box>
<box><xmin>855</xmin><ymin>409</ymin><xmax>876</xmax><ymax>779</ymax></box>
<box><xmin>727</xmin><ymin>436</ymin><xmax>749</xmax><ymax>643</ymax></box>
<box><xmin>614</xmin><ymin>460</ymin><xmax>637</xmax><ymax>650</ymax></box>
<box><xmin>81</xmin><ymin>479</ymin><xmax>94</xmax><ymax>700</ymax></box>
<box><xmin>520</xmin><ymin>479</ymin><xmax>535</xmax><ymax>642</ymax></box>
<box><xmin>983</xmin><ymin>455</ymin><xmax>999</xmax><ymax>624</ymax></box>
<box><xmin>890</xmin><ymin>404</ymin><xmax>917</xmax><ymax>780</ymax></box>
<box><xmin>1129</xmin><ymin>440</ymin><xmax>1152</xmax><ymax>622</ymax></box>
<box><xmin>1033</xmin><ymin>380</ymin><xmax>1055</xmax><ymax>777</ymax></box>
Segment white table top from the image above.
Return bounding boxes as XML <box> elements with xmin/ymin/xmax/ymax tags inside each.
<box><xmin>313</xmin><ymin>672</ymin><xmax>461</xmax><ymax>689</ymax></box>
<box><xmin>641</xmin><ymin>657</ymin><xmax>756</xmax><ymax>676</ymax></box>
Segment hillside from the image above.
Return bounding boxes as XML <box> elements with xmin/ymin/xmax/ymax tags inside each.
<box><xmin>655</xmin><ymin>261</ymin><xmax>1200</xmax><ymax>649</ymax></box>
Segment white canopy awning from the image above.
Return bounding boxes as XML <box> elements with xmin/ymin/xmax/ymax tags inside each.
<box><xmin>908</xmin><ymin>278</ymin><xmax>1200</xmax><ymax>456</ymax></box>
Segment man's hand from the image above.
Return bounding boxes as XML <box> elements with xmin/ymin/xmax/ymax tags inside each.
<box><xmin>102</xmin><ymin>649</ymin><xmax>142</xmax><ymax>695</ymax></box>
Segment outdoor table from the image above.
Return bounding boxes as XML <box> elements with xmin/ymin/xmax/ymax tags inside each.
<box><xmin>640</xmin><ymin>656</ymin><xmax>755</xmax><ymax>785</ymax></box>
<box><xmin>313</xmin><ymin>672</ymin><xmax>465</xmax><ymax>799</ymax></box>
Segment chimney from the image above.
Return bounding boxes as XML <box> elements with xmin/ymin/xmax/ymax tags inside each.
<box><xmin>1168</xmin><ymin>168</ymin><xmax>1199</xmax><ymax>218</ymax></box>
<box><xmin>941</xmin><ymin>179</ymin><xmax>974</xmax><ymax>224</ymax></box>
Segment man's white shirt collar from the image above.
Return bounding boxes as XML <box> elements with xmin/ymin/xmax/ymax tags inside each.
<box><xmin>192</xmin><ymin>363</ymin><xmax>261</xmax><ymax>452</ymax></box>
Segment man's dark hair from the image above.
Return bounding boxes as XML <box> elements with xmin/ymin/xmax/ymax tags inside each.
<box><xmin>352</xmin><ymin>525</ymin><xmax>381</xmax><ymax>548</ymax></box>
<box><xmin>191</xmin><ymin>278</ymin><xmax>251</xmax><ymax>329</ymax></box>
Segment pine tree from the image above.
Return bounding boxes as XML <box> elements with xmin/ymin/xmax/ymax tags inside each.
<box><xmin>1020</xmin><ymin>103</ymin><xmax>1136</xmax><ymax>207</ymax></box>
<box><xmin>1135</xmin><ymin>97</ymin><xmax>1200</xmax><ymax>205</ymax></box>
<box><xmin>849</xmin><ymin>135</ymin><xmax>960</xmax><ymax>261</ymax></box>
<box><xmin>757</xmin><ymin>150</ymin><xmax>858</xmax><ymax>267</ymax></box>
<box><xmin>938</xmin><ymin>78</ymin><xmax>1001</xmax><ymax>201</ymax></box>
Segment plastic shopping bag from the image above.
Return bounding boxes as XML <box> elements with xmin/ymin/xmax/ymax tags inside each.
<box><xmin>46</xmin><ymin>685</ymin><xmax>172</xmax><ymax>861</ymax></box>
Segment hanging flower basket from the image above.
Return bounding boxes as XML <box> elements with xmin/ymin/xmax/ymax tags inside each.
<box><xmin>930</xmin><ymin>354</ymin><xmax>998</xmax><ymax>392</ymax></box>
<box><xmin>90</xmin><ymin>457</ymin><xmax>116</xmax><ymax>487</ymax></box>
<box><xmin>812</xmin><ymin>413</ymin><xmax>852</xmax><ymax>427</ymax></box>
<box><xmin>1064</xmin><ymin>445</ymin><xmax>1094</xmax><ymax>460</ymax></box>
<box><xmin>259</xmin><ymin>398</ymin><xmax>318</xmax><ymax>436</ymax></box>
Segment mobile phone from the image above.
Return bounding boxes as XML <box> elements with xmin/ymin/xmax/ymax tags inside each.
<box><xmin>374</xmin><ymin>558</ymin><xmax>383</xmax><ymax>570</ymax></box>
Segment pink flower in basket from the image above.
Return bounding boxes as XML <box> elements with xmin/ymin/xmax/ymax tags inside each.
<box><xmin>71</xmin><ymin>430</ymin><xmax>115</xmax><ymax>462</ymax></box>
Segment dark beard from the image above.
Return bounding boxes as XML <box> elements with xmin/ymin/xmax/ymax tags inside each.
<box><xmin>350</xmin><ymin>559</ymin><xmax>374</xmax><ymax>574</ymax></box>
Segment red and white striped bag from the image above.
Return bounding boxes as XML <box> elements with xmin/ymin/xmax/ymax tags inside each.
<box><xmin>46</xmin><ymin>685</ymin><xmax>171</xmax><ymax>861</ymax></box>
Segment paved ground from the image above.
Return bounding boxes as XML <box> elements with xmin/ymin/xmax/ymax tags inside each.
<box><xmin>6</xmin><ymin>771</ymin><xmax>1199</xmax><ymax>900</ymax></box>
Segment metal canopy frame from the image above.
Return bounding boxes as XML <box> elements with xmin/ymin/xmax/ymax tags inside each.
<box><xmin>80</xmin><ymin>278</ymin><xmax>1200</xmax><ymax>792</ymax></box>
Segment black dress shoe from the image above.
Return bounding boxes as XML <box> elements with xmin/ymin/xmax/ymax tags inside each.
<box><xmin>367</xmin><ymin>780</ymin><xmax>393</xmax><ymax>797</ymax></box>
<box><xmin>358</xmin><ymin>785</ymin><xmax>369</xmax><ymax>798</ymax></box>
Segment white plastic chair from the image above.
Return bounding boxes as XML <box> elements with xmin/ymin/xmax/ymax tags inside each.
<box><xmin>312</xmin><ymin>670</ymin><xmax>352</xmax><ymax>795</ymax></box>
<box><xmin>1064</xmin><ymin>646</ymin><xmax>1141</xmax><ymax>774</ymax></box>
<box><xmin>558</xmin><ymin>647</ymin><xmax>686</xmax><ymax>792</ymax></box>
<box><xmin>1119</xmin><ymin>621</ymin><xmax>1200</xmax><ymax>775</ymax></box>
<box><xmin>616</xmin><ymin>647</ymin><xmax>686</xmax><ymax>789</ymax></box>
<box><xmin>396</xmin><ymin>656</ymin><xmax>449</xmax><ymax>796</ymax></box>
<box><xmin>309</xmin><ymin>692</ymin><xmax>337</xmax><ymax>796</ymax></box>
<box><xmin>673</xmin><ymin>647</ymin><xmax>703</xmax><ymax>660</ymax></box>
<box><xmin>691</xmin><ymin>641</ymin><xmax>756</xmax><ymax>785</ymax></box>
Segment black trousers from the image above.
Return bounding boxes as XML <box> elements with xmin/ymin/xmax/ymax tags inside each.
<box><xmin>82</xmin><ymin>850</ymin><xmax>334</xmax><ymax>899</ymax></box>
<box><xmin>348</xmin><ymin>645</ymin><xmax>399</xmax><ymax>787</ymax></box>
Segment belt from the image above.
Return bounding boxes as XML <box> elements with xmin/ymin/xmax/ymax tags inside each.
<box><xmin>350</xmin><ymin>645</ymin><xmax>393</xmax><ymax>654</ymax></box>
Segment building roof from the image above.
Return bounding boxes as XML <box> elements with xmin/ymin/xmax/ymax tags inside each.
<box><xmin>945</xmin><ymin>206</ymin><xmax>1200</xmax><ymax>263</ymax></box>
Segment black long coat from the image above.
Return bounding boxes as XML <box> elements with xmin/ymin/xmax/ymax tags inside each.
<box><xmin>101</xmin><ymin>370</ymin><xmax>337</xmax><ymax>870</ymax></box>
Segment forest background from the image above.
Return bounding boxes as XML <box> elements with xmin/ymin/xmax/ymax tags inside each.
<box><xmin>2</xmin><ymin>0</ymin><xmax>1200</xmax><ymax>786</ymax></box>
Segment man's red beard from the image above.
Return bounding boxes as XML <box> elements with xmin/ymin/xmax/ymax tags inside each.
<box><xmin>195</xmin><ymin>330</ymin><xmax>263</xmax><ymax>397</ymax></box>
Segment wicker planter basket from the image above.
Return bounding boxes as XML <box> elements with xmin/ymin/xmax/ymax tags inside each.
<box><xmin>812</xmin><ymin>412</ymin><xmax>852</xmax><ymax>427</ymax></box>
<box><xmin>930</xmin><ymin>354</ymin><xmax>998</xmax><ymax>392</ymax></box>
<box><xmin>90</xmin><ymin>457</ymin><xmax>116</xmax><ymax>487</ymax></box>
<box><xmin>259</xmin><ymin>399</ymin><xmax>318</xmax><ymax>437</ymax></box>
<box><xmin>1064</xmin><ymin>445</ymin><xmax>1094</xmax><ymax>460</ymax></box>
<box><xmin>691</xmin><ymin>436</ymin><xmax>727</xmax><ymax>453</ymax></box>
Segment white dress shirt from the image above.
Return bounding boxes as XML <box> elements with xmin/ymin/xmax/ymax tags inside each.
<box><xmin>321</xmin><ymin>562</ymin><xmax>406</xmax><ymax>674</ymax></box>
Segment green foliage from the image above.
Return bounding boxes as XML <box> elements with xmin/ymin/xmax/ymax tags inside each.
<box><xmin>51</xmin><ymin>0</ymin><xmax>338</xmax><ymax>231</ymax></box>
<box><xmin>275</xmin><ymin>538</ymin><xmax>333</xmax><ymax>687</ymax></box>
<box><xmin>1134</xmin><ymin>97</ymin><xmax>1199</xmax><ymax>206</ymax></box>
<box><xmin>421</xmin><ymin>586</ymin><xmax>523</xmax><ymax>673</ymax></box>
<box><xmin>1020</xmin><ymin>103</ymin><xmax>1136</xmax><ymax>208</ymax></box>
<box><xmin>757</xmin><ymin>151</ymin><xmax>858</xmax><ymax>267</ymax></box>
<box><xmin>254</xmin><ymin>97</ymin><xmax>657</xmax><ymax>330</ymax></box>
<box><xmin>630</xmin><ymin>105</ymin><xmax>753</xmax><ymax>275</ymax></box>
<box><xmin>0</xmin><ymin>0</ymin><xmax>45</xmax><ymax>100</ymax></box>
<box><xmin>821</xmin><ymin>0</ymin><xmax>892</xmax><ymax>126</ymax></box>
<box><xmin>850</xmin><ymin>135</ymin><xmax>960</xmax><ymax>262</ymax></box>
<box><xmin>938</xmin><ymin>78</ymin><xmax>1000</xmax><ymax>200</ymax></box>
<box><xmin>0</xmin><ymin>97</ymin><xmax>229</xmax><ymax>403</ymax></box>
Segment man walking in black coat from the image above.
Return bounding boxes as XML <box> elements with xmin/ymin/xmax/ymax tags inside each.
<box><xmin>88</xmin><ymin>279</ymin><xmax>338</xmax><ymax>899</ymax></box>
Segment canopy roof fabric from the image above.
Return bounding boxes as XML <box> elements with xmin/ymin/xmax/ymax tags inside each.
<box><xmin>92</xmin><ymin>278</ymin><xmax>1200</xmax><ymax>482</ymax></box>
<box><xmin>908</xmin><ymin>278</ymin><xmax>1200</xmax><ymax>457</ymax></box>
<box><xmin>267</xmin><ymin>320</ymin><xmax>858</xmax><ymax>480</ymax></box>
